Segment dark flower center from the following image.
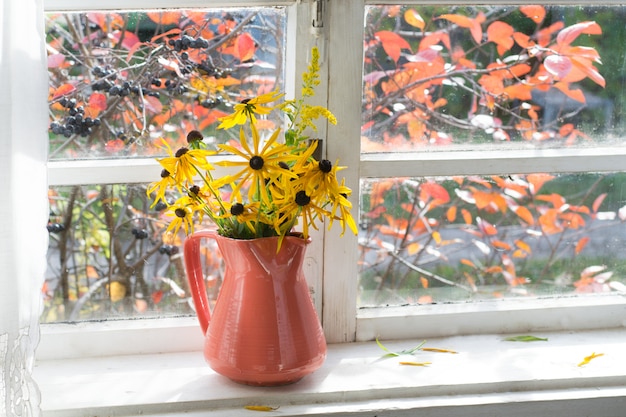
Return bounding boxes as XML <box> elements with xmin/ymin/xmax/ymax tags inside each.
<box><xmin>186</xmin><ymin>130</ymin><xmax>203</xmax><ymax>143</ymax></box>
<box><xmin>295</xmin><ymin>190</ymin><xmax>311</xmax><ymax>206</ymax></box>
<box><xmin>160</xmin><ymin>169</ymin><xmax>170</xmax><ymax>178</ymax></box>
<box><xmin>319</xmin><ymin>159</ymin><xmax>332</xmax><ymax>173</ymax></box>
<box><xmin>174</xmin><ymin>208</ymin><xmax>187</xmax><ymax>218</ymax></box>
<box><xmin>249</xmin><ymin>155</ymin><xmax>264</xmax><ymax>170</ymax></box>
<box><xmin>241</xmin><ymin>98</ymin><xmax>251</xmax><ymax>105</ymax></box>
<box><xmin>230</xmin><ymin>203</ymin><xmax>244</xmax><ymax>216</ymax></box>
<box><xmin>175</xmin><ymin>147</ymin><xmax>189</xmax><ymax>157</ymax></box>
<box><xmin>188</xmin><ymin>185</ymin><xmax>200</xmax><ymax>197</ymax></box>
<box><xmin>278</xmin><ymin>161</ymin><xmax>290</xmax><ymax>170</ymax></box>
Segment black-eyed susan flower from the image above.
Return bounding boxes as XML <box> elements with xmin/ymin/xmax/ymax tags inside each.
<box><xmin>217</xmin><ymin>90</ymin><xmax>284</xmax><ymax>130</ymax></box>
<box><xmin>150</xmin><ymin>46</ymin><xmax>357</xmax><ymax>243</ymax></box>
<box><xmin>156</xmin><ymin>139</ymin><xmax>215</xmax><ymax>186</ymax></box>
<box><xmin>163</xmin><ymin>199</ymin><xmax>195</xmax><ymax>236</ymax></box>
<box><xmin>147</xmin><ymin>168</ymin><xmax>176</xmax><ymax>208</ymax></box>
<box><xmin>215</xmin><ymin>124</ymin><xmax>299</xmax><ymax>205</ymax></box>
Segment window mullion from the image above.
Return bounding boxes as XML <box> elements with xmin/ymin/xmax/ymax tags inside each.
<box><xmin>360</xmin><ymin>147</ymin><xmax>626</xmax><ymax>178</ymax></box>
<box><xmin>323</xmin><ymin>0</ymin><xmax>365</xmax><ymax>344</ymax></box>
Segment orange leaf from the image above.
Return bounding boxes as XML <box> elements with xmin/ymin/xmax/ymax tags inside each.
<box><xmin>576</xmin><ymin>237</ymin><xmax>590</xmax><ymax>254</ymax></box>
<box><xmin>404</xmin><ymin>9</ymin><xmax>425</xmax><ymax>31</ymax></box>
<box><xmin>592</xmin><ymin>193</ymin><xmax>607</xmax><ymax>213</ymax></box>
<box><xmin>147</xmin><ymin>11</ymin><xmax>180</xmax><ymax>25</ymax></box>
<box><xmin>520</xmin><ymin>5</ymin><xmax>545</xmax><ymax>24</ymax></box>
<box><xmin>492</xmin><ymin>240</ymin><xmax>511</xmax><ymax>251</ymax></box>
<box><xmin>461</xmin><ymin>208</ymin><xmax>472</xmax><ymax>225</ymax></box>
<box><xmin>461</xmin><ymin>258</ymin><xmax>476</xmax><ymax>268</ymax></box>
<box><xmin>438</xmin><ymin>14</ymin><xmax>483</xmax><ymax>44</ymax></box>
<box><xmin>556</xmin><ymin>21</ymin><xmax>601</xmax><ymax>47</ymax></box>
<box><xmin>477</xmin><ymin>217</ymin><xmax>498</xmax><ymax>236</ymax></box>
<box><xmin>487</xmin><ymin>21</ymin><xmax>514</xmax><ymax>55</ymax></box>
<box><xmin>52</xmin><ymin>83</ymin><xmax>76</xmax><ymax>100</ymax></box>
<box><xmin>570</xmin><ymin>57</ymin><xmax>606</xmax><ymax>88</ymax></box>
<box><xmin>375</xmin><ymin>30</ymin><xmax>412</xmax><ymax>63</ymax></box>
<box><xmin>86</xmin><ymin>265</ymin><xmax>99</xmax><ymax>279</ymax></box>
<box><xmin>420</xmin><ymin>277</ymin><xmax>429</xmax><ymax>288</ymax></box>
<box><xmin>514</xmin><ymin>206</ymin><xmax>535</xmax><ymax>225</ymax></box>
<box><xmin>446</xmin><ymin>206</ymin><xmax>457</xmax><ymax>222</ymax></box>
<box><xmin>515</xmin><ymin>240</ymin><xmax>531</xmax><ymax>254</ymax></box>
<box><xmin>527</xmin><ymin>174</ymin><xmax>554</xmax><ymax>195</ymax></box>
<box><xmin>406</xmin><ymin>242</ymin><xmax>421</xmax><ymax>255</ymax></box>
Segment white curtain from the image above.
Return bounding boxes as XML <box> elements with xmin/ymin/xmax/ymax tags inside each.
<box><xmin>0</xmin><ymin>0</ymin><xmax>49</xmax><ymax>415</ymax></box>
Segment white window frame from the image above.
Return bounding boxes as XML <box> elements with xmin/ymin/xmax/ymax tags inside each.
<box><xmin>39</xmin><ymin>0</ymin><xmax>626</xmax><ymax>361</ymax></box>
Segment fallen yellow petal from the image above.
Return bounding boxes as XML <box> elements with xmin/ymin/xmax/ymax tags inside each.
<box><xmin>577</xmin><ymin>352</ymin><xmax>604</xmax><ymax>367</ymax></box>
<box><xmin>421</xmin><ymin>347</ymin><xmax>458</xmax><ymax>354</ymax></box>
<box><xmin>399</xmin><ymin>361</ymin><xmax>431</xmax><ymax>366</ymax></box>
<box><xmin>244</xmin><ymin>405</ymin><xmax>280</xmax><ymax>412</ymax></box>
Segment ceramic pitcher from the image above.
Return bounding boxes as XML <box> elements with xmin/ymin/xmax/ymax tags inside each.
<box><xmin>183</xmin><ymin>230</ymin><xmax>327</xmax><ymax>386</ymax></box>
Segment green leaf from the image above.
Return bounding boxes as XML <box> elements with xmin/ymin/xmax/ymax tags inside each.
<box><xmin>502</xmin><ymin>335</ymin><xmax>548</xmax><ymax>342</ymax></box>
<box><xmin>375</xmin><ymin>337</ymin><xmax>426</xmax><ymax>358</ymax></box>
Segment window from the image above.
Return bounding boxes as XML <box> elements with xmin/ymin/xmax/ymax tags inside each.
<box><xmin>38</xmin><ymin>0</ymin><xmax>626</xmax><ymax>360</ymax></box>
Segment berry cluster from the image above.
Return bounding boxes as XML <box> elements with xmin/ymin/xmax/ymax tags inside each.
<box><xmin>168</xmin><ymin>35</ymin><xmax>209</xmax><ymax>52</ymax></box>
<box><xmin>47</xmin><ymin>223</ymin><xmax>65</xmax><ymax>233</ymax></box>
<box><xmin>131</xmin><ymin>227</ymin><xmax>149</xmax><ymax>239</ymax></box>
<box><xmin>91</xmin><ymin>65</ymin><xmax>160</xmax><ymax>99</ymax></box>
<box><xmin>50</xmin><ymin>97</ymin><xmax>101</xmax><ymax>138</ymax></box>
<box><xmin>158</xmin><ymin>245</ymin><xmax>179</xmax><ymax>256</ymax></box>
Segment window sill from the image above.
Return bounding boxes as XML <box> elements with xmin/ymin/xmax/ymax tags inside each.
<box><xmin>35</xmin><ymin>328</ymin><xmax>626</xmax><ymax>416</ymax></box>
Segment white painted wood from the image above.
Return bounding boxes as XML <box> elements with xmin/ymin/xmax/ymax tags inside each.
<box><xmin>322</xmin><ymin>0</ymin><xmax>365</xmax><ymax>343</ymax></box>
<box><xmin>361</xmin><ymin>146</ymin><xmax>626</xmax><ymax>178</ymax></box>
<box><xmin>45</xmin><ymin>0</ymin><xmax>295</xmax><ymax>11</ymax></box>
<box><xmin>357</xmin><ymin>294</ymin><xmax>626</xmax><ymax>342</ymax></box>
<box><xmin>35</xmin><ymin>328</ymin><xmax>626</xmax><ymax>416</ymax></box>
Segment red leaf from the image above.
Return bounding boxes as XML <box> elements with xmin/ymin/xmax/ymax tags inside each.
<box><xmin>105</xmin><ymin>139</ymin><xmax>125</xmax><ymax>153</ymax></box>
<box><xmin>88</xmin><ymin>92</ymin><xmax>107</xmax><ymax>112</ymax></box>
<box><xmin>234</xmin><ymin>32</ymin><xmax>256</xmax><ymax>62</ymax></box>
<box><xmin>110</xmin><ymin>30</ymin><xmax>141</xmax><ymax>50</ymax></box>
<box><xmin>420</xmin><ymin>182</ymin><xmax>450</xmax><ymax>204</ymax></box>
<box><xmin>375</xmin><ymin>30</ymin><xmax>412</xmax><ymax>63</ymax></box>
<box><xmin>47</xmin><ymin>53</ymin><xmax>66</xmax><ymax>69</ymax></box>
<box><xmin>151</xmin><ymin>290</ymin><xmax>164</xmax><ymax>305</ymax></box>
<box><xmin>544</xmin><ymin>55</ymin><xmax>572</xmax><ymax>80</ymax></box>
<box><xmin>556</xmin><ymin>21</ymin><xmax>602</xmax><ymax>47</ymax></box>
<box><xmin>575</xmin><ymin>237</ymin><xmax>590</xmax><ymax>254</ymax></box>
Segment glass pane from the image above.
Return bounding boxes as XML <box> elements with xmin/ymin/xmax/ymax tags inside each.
<box><xmin>43</xmin><ymin>184</ymin><xmax>221</xmax><ymax>322</ymax></box>
<box><xmin>46</xmin><ymin>8</ymin><xmax>286</xmax><ymax>160</ymax></box>
<box><xmin>362</xmin><ymin>5</ymin><xmax>625</xmax><ymax>152</ymax></box>
<box><xmin>358</xmin><ymin>173</ymin><xmax>626</xmax><ymax>307</ymax></box>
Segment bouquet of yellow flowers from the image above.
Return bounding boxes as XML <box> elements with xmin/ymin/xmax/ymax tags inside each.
<box><xmin>148</xmin><ymin>47</ymin><xmax>357</xmax><ymax>246</ymax></box>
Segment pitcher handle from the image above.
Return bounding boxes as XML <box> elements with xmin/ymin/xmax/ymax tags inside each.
<box><xmin>183</xmin><ymin>230</ymin><xmax>219</xmax><ymax>335</ymax></box>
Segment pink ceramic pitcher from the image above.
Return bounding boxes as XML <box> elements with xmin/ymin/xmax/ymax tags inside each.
<box><xmin>183</xmin><ymin>230</ymin><xmax>327</xmax><ymax>386</ymax></box>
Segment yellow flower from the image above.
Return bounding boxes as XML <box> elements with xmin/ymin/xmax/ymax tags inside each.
<box><xmin>147</xmin><ymin>168</ymin><xmax>176</xmax><ymax>207</ymax></box>
<box><xmin>275</xmin><ymin>188</ymin><xmax>331</xmax><ymax>239</ymax></box>
<box><xmin>217</xmin><ymin>90</ymin><xmax>284</xmax><ymax>129</ymax></box>
<box><xmin>215</xmin><ymin>125</ymin><xmax>299</xmax><ymax>206</ymax></box>
<box><xmin>163</xmin><ymin>198</ymin><xmax>195</xmax><ymax>236</ymax></box>
<box><xmin>156</xmin><ymin>139</ymin><xmax>215</xmax><ymax>185</ymax></box>
<box><xmin>327</xmin><ymin>179</ymin><xmax>358</xmax><ymax>236</ymax></box>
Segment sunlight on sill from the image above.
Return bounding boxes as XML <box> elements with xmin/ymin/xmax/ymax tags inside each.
<box><xmin>35</xmin><ymin>328</ymin><xmax>626</xmax><ymax>417</ymax></box>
